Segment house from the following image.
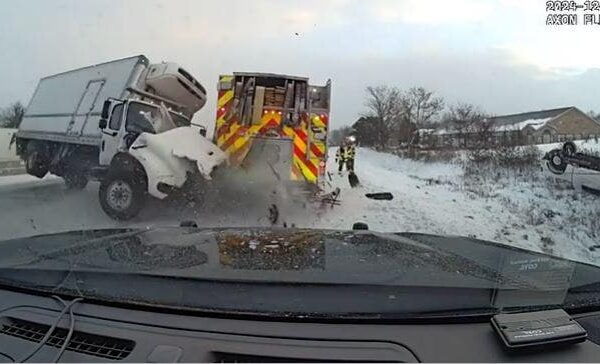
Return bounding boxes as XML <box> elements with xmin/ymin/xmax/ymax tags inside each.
<box><xmin>487</xmin><ymin>106</ymin><xmax>600</xmax><ymax>144</ymax></box>
<box><xmin>423</xmin><ymin>106</ymin><xmax>600</xmax><ymax>148</ymax></box>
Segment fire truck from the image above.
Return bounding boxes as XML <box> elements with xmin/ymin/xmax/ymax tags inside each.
<box><xmin>213</xmin><ymin>72</ymin><xmax>331</xmax><ymax>190</ymax></box>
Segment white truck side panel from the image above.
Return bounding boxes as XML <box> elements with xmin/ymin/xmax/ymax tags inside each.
<box><xmin>19</xmin><ymin>55</ymin><xmax>149</xmax><ymax>144</ymax></box>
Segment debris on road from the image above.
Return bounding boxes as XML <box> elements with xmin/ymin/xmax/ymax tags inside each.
<box><xmin>365</xmin><ymin>192</ymin><xmax>393</xmax><ymax>200</ymax></box>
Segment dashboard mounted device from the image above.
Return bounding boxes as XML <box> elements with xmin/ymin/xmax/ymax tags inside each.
<box><xmin>491</xmin><ymin>309</ymin><xmax>587</xmax><ymax>349</ymax></box>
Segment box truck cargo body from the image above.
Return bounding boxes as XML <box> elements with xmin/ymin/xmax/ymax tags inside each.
<box><xmin>19</xmin><ymin>56</ymin><xmax>147</xmax><ymax>145</ymax></box>
<box><xmin>18</xmin><ymin>55</ymin><xmax>206</xmax><ymax>146</ymax></box>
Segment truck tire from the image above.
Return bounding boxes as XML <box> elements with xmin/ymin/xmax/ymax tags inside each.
<box><xmin>25</xmin><ymin>142</ymin><xmax>49</xmax><ymax>178</ymax></box>
<box><xmin>547</xmin><ymin>150</ymin><xmax>567</xmax><ymax>174</ymax></box>
<box><xmin>563</xmin><ymin>141</ymin><xmax>576</xmax><ymax>156</ymax></box>
<box><xmin>99</xmin><ymin>170</ymin><xmax>146</xmax><ymax>220</ymax></box>
<box><xmin>64</xmin><ymin>172</ymin><xmax>88</xmax><ymax>190</ymax></box>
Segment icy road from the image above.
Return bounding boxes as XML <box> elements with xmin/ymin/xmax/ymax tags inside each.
<box><xmin>0</xmin><ymin>147</ymin><xmax>599</xmax><ymax>266</ymax></box>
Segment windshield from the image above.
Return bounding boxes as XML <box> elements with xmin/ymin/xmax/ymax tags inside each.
<box><xmin>1</xmin><ymin>1</ymin><xmax>600</xmax><ymax>320</ymax></box>
<box><xmin>126</xmin><ymin>102</ymin><xmax>158</xmax><ymax>134</ymax></box>
<box><xmin>125</xmin><ymin>102</ymin><xmax>183</xmax><ymax>134</ymax></box>
<box><xmin>170</xmin><ymin>111</ymin><xmax>190</xmax><ymax>127</ymax></box>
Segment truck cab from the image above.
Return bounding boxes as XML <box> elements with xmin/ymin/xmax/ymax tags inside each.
<box><xmin>96</xmin><ymin>98</ymin><xmax>226</xmax><ymax>220</ymax></box>
<box><xmin>98</xmin><ymin>99</ymin><xmax>189</xmax><ymax>166</ymax></box>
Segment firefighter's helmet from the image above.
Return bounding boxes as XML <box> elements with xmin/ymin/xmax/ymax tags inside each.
<box><xmin>346</xmin><ymin>135</ymin><xmax>357</xmax><ymax>145</ymax></box>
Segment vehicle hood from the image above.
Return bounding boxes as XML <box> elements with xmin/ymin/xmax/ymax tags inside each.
<box><xmin>1</xmin><ymin>227</ymin><xmax>599</xmax><ymax>317</ymax></box>
<box><xmin>0</xmin><ymin>227</ymin><xmax>590</xmax><ymax>289</ymax></box>
<box><xmin>131</xmin><ymin>126</ymin><xmax>228</xmax><ymax>180</ymax></box>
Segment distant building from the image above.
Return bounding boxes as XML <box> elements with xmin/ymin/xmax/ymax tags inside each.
<box><xmin>422</xmin><ymin>106</ymin><xmax>600</xmax><ymax>148</ymax></box>
<box><xmin>487</xmin><ymin>106</ymin><xmax>600</xmax><ymax>144</ymax></box>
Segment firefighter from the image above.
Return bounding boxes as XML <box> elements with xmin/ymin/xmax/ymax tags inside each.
<box><xmin>344</xmin><ymin>136</ymin><xmax>357</xmax><ymax>172</ymax></box>
<box><xmin>335</xmin><ymin>136</ymin><xmax>357</xmax><ymax>174</ymax></box>
<box><xmin>335</xmin><ymin>143</ymin><xmax>347</xmax><ymax>173</ymax></box>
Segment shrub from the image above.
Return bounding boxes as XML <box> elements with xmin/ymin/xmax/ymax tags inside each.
<box><xmin>394</xmin><ymin>147</ymin><xmax>459</xmax><ymax>163</ymax></box>
<box><xmin>462</xmin><ymin>145</ymin><xmax>541</xmax><ymax>181</ymax></box>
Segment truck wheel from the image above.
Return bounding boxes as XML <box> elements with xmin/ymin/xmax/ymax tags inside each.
<box><xmin>99</xmin><ymin>170</ymin><xmax>146</xmax><ymax>220</ymax></box>
<box><xmin>563</xmin><ymin>141</ymin><xmax>576</xmax><ymax>156</ymax></box>
<box><xmin>547</xmin><ymin>150</ymin><xmax>567</xmax><ymax>174</ymax></box>
<box><xmin>25</xmin><ymin>142</ymin><xmax>49</xmax><ymax>178</ymax></box>
<box><xmin>64</xmin><ymin>172</ymin><xmax>88</xmax><ymax>190</ymax></box>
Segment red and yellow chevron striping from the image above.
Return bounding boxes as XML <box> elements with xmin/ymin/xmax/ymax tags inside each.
<box><xmin>214</xmin><ymin>75</ymin><xmax>327</xmax><ymax>184</ymax></box>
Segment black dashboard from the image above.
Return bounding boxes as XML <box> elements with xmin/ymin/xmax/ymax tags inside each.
<box><xmin>1</xmin><ymin>289</ymin><xmax>600</xmax><ymax>362</ymax></box>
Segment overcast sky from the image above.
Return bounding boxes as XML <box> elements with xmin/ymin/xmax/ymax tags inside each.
<box><xmin>1</xmin><ymin>0</ymin><xmax>600</xmax><ymax>130</ymax></box>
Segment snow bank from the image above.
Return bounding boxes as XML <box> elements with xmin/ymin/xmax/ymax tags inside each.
<box><xmin>301</xmin><ymin>148</ymin><xmax>599</xmax><ymax>266</ymax></box>
<box><xmin>0</xmin><ymin>128</ymin><xmax>18</xmax><ymax>162</ymax></box>
<box><xmin>305</xmin><ymin>149</ymin><xmax>497</xmax><ymax>238</ymax></box>
<box><xmin>0</xmin><ymin>174</ymin><xmax>59</xmax><ymax>187</ymax></box>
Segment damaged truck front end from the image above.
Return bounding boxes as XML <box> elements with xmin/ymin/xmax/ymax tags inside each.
<box><xmin>98</xmin><ymin>99</ymin><xmax>227</xmax><ymax>220</ymax></box>
<box><xmin>99</xmin><ymin>126</ymin><xmax>227</xmax><ymax>221</ymax></box>
<box><xmin>129</xmin><ymin>126</ymin><xmax>228</xmax><ymax>199</ymax></box>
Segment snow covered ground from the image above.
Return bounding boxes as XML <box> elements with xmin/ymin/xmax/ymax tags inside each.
<box><xmin>0</xmin><ymin>146</ymin><xmax>598</xmax><ymax>266</ymax></box>
<box><xmin>313</xmin><ymin>148</ymin><xmax>600</xmax><ymax>265</ymax></box>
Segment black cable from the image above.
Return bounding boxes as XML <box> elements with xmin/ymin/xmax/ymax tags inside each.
<box><xmin>17</xmin><ymin>298</ymin><xmax>69</xmax><ymax>363</ymax></box>
<box><xmin>0</xmin><ymin>351</ymin><xmax>15</xmax><ymax>362</ymax></box>
<box><xmin>17</xmin><ymin>296</ymin><xmax>82</xmax><ymax>363</ymax></box>
<box><xmin>52</xmin><ymin>298</ymin><xmax>82</xmax><ymax>363</ymax></box>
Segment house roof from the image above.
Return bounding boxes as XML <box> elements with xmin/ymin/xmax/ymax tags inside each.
<box><xmin>433</xmin><ymin>106</ymin><xmax>578</xmax><ymax>135</ymax></box>
<box><xmin>486</xmin><ymin>106</ymin><xmax>573</xmax><ymax>128</ymax></box>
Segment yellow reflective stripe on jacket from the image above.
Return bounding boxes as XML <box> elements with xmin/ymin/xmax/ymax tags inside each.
<box><xmin>345</xmin><ymin>146</ymin><xmax>356</xmax><ymax>159</ymax></box>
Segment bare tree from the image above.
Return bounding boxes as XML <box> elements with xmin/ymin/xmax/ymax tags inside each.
<box><xmin>397</xmin><ymin>87</ymin><xmax>444</xmax><ymax>144</ymax></box>
<box><xmin>402</xmin><ymin>87</ymin><xmax>444</xmax><ymax>126</ymax></box>
<box><xmin>442</xmin><ymin>103</ymin><xmax>486</xmax><ymax>148</ymax></box>
<box><xmin>0</xmin><ymin>102</ymin><xmax>25</xmax><ymax>128</ymax></box>
<box><xmin>351</xmin><ymin>116</ymin><xmax>379</xmax><ymax>147</ymax></box>
<box><xmin>362</xmin><ymin>86</ymin><xmax>401</xmax><ymax>149</ymax></box>
<box><xmin>472</xmin><ymin>117</ymin><xmax>496</xmax><ymax>149</ymax></box>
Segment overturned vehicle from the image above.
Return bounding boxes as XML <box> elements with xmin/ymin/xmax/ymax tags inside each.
<box><xmin>542</xmin><ymin>141</ymin><xmax>600</xmax><ymax>193</ymax></box>
<box><xmin>15</xmin><ymin>55</ymin><xmax>227</xmax><ymax>220</ymax></box>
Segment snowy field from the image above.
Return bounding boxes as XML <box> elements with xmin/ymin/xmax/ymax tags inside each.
<box><xmin>315</xmin><ymin>147</ymin><xmax>600</xmax><ymax>266</ymax></box>
<box><xmin>0</xmin><ymin>145</ymin><xmax>598</xmax><ymax>266</ymax></box>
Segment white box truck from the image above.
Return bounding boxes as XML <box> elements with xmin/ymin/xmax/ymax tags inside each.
<box><xmin>15</xmin><ymin>55</ymin><xmax>227</xmax><ymax>220</ymax></box>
